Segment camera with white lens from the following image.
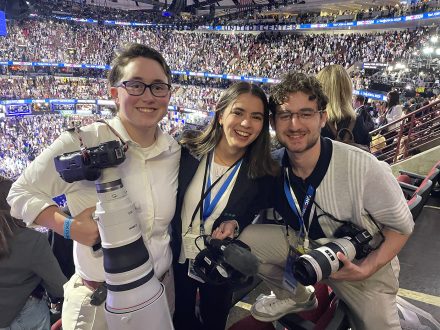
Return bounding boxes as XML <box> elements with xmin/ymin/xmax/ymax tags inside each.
<box><xmin>294</xmin><ymin>222</ymin><xmax>374</xmax><ymax>286</ymax></box>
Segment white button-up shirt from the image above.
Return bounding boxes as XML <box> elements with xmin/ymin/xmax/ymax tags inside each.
<box><xmin>8</xmin><ymin>116</ymin><xmax>180</xmax><ymax>281</ymax></box>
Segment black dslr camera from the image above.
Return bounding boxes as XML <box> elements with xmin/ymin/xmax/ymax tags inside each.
<box><xmin>293</xmin><ymin>222</ymin><xmax>374</xmax><ymax>286</ymax></box>
<box><xmin>193</xmin><ymin>236</ymin><xmax>259</xmax><ymax>288</ymax></box>
<box><xmin>54</xmin><ymin>140</ymin><xmax>126</xmax><ymax>183</ymax></box>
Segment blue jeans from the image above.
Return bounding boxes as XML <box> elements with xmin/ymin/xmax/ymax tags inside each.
<box><xmin>0</xmin><ymin>296</ymin><xmax>50</xmax><ymax>330</ymax></box>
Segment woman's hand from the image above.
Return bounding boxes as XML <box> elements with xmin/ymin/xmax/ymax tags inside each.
<box><xmin>70</xmin><ymin>206</ymin><xmax>100</xmax><ymax>246</ymax></box>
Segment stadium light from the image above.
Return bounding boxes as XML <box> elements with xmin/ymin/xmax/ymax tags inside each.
<box><xmin>430</xmin><ymin>36</ymin><xmax>438</xmax><ymax>43</ymax></box>
<box><xmin>436</xmin><ymin>48</ymin><xmax>440</xmax><ymax>56</ymax></box>
<box><xmin>423</xmin><ymin>47</ymin><xmax>434</xmax><ymax>54</ymax></box>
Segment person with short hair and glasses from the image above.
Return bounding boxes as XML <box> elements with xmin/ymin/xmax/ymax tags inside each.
<box><xmin>7</xmin><ymin>43</ymin><xmax>180</xmax><ymax>329</ymax></box>
<box><xmin>238</xmin><ymin>71</ymin><xmax>414</xmax><ymax>330</ymax></box>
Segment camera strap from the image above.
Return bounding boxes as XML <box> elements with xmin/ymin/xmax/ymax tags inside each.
<box><xmin>187</xmin><ymin>152</ymin><xmax>242</xmax><ymax>235</ymax></box>
<box><xmin>66</xmin><ymin>120</ymin><xmax>128</xmax><ymax>159</ymax></box>
<box><xmin>96</xmin><ymin>119</ymin><xmax>129</xmax><ymax>152</ymax></box>
<box><xmin>283</xmin><ymin>168</ymin><xmax>316</xmax><ymax>252</ymax></box>
<box><xmin>313</xmin><ymin>199</ymin><xmax>386</xmax><ymax>250</ymax></box>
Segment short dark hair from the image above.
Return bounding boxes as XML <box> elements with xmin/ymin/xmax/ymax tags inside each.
<box><xmin>269</xmin><ymin>71</ymin><xmax>328</xmax><ymax>115</ymax></box>
<box><xmin>108</xmin><ymin>43</ymin><xmax>172</xmax><ymax>87</ymax></box>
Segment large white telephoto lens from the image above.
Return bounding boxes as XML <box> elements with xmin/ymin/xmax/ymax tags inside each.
<box><xmin>95</xmin><ymin>168</ymin><xmax>173</xmax><ymax>330</ymax></box>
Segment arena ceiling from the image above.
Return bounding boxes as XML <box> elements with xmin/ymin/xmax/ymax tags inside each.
<box><xmin>85</xmin><ymin>0</ymin><xmax>402</xmax><ymax>18</ymax></box>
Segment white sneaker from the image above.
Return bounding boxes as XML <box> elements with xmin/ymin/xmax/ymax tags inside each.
<box><xmin>250</xmin><ymin>290</ymin><xmax>318</xmax><ymax>322</ymax></box>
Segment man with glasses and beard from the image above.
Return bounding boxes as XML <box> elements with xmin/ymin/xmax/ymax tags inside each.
<box><xmin>238</xmin><ymin>72</ymin><xmax>414</xmax><ymax>330</ymax></box>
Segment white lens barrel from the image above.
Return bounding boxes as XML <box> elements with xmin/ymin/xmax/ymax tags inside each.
<box><xmin>95</xmin><ymin>167</ymin><xmax>173</xmax><ymax>330</ymax></box>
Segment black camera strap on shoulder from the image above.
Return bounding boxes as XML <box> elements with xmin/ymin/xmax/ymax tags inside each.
<box><xmin>66</xmin><ymin>119</ymin><xmax>129</xmax><ymax>162</ymax></box>
<box><xmin>313</xmin><ymin>199</ymin><xmax>385</xmax><ymax>250</ymax></box>
<box><xmin>66</xmin><ymin>121</ymin><xmax>89</xmax><ymax>160</ymax></box>
<box><xmin>96</xmin><ymin>119</ymin><xmax>129</xmax><ymax>152</ymax></box>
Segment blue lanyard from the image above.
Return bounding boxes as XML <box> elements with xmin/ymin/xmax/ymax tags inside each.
<box><xmin>202</xmin><ymin>159</ymin><xmax>242</xmax><ymax>222</ymax></box>
<box><xmin>188</xmin><ymin>152</ymin><xmax>243</xmax><ymax>235</ymax></box>
<box><xmin>283</xmin><ymin>168</ymin><xmax>315</xmax><ymax>238</ymax></box>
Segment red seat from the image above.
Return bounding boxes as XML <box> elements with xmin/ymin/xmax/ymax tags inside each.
<box><xmin>228</xmin><ymin>283</ymin><xmax>353</xmax><ymax>330</ymax></box>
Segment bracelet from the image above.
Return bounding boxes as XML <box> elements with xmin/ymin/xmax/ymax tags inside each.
<box><xmin>63</xmin><ymin>217</ymin><xmax>73</xmax><ymax>240</ymax></box>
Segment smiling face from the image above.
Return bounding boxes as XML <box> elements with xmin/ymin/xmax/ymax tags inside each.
<box><xmin>272</xmin><ymin>91</ymin><xmax>327</xmax><ymax>155</ymax></box>
<box><xmin>110</xmin><ymin>57</ymin><xmax>170</xmax><ymax>144</ymax></box>
<box><xmin>217</xmin><ymin>93</ymin><xmax>265</xmax><ymax>154</ymax></box>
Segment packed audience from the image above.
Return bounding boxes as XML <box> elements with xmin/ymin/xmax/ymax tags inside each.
<box><xmin>35</xmin><ymin>0</ymin><xmax>440</xmax><ymax>26</ymax></box>
<box><xmin>0</xmin><ymin>76</ymin><xmax>225</xmax><ymax>112</ymax></box>
<box><xmin>0</xmin><ymin>19</ymin><xmax>434</xmax><ymax>78</ymax></box>
<box><xmin>0</xmin><ymin>14</ymin><xmax>439</xmax><ymax>180</ymax></box>
<box><xmin>0</xmin><ymin>110</ymin><xmax>212</xmax><ymax>179</ymax></box>
<box><xmin>234</xmin><ymin>0</ymin><xmax>440</xmax><ymax>25</ymax></box>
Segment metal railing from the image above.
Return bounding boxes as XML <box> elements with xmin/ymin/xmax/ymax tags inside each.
<box><xmin>369</xmin><ymin>99</ymin><xmax>440</xmax><ymax>164</ymax></box>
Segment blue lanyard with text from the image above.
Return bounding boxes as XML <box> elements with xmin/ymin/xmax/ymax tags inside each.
<box><xmin>283</xmin><ymin>168</ymin><xmax>315</xmax><ymax>249</ymax></box>
<box><xmin>202</xmin><ymin>158</ymin><xmax>242</xmax><ymax>225</ymax></box>
<box><xmin>188</xmin><ymin>153</ymin><xmax>242</xmax><ymax>235</ymax></box>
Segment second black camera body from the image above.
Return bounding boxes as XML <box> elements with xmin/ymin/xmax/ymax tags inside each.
<box><xmin>54</xmin><ymin>140</ymin><xmax>126</xmax><ymax>183</ymax></box>
<box><xmin>293</xmin><ymin>222</ymin><xmax>374</xmax><ymax>286</ymax></box>
<box><xmin>193</xmin><ymin>236</ymin><xmax>259</xmax><ymax>288</ymax></box>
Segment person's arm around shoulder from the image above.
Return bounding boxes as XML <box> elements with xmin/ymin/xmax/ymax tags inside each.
<box><xmin>330</xmin><ymin>158</ymin><xmax>413</xmax><ymax>281</ymax></box>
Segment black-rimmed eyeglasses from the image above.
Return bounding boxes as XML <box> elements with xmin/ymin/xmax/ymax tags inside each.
<box><xmin>115</xmin><ymin>80</ymin><xmax>171</xmax><ymax>97</ymax></box>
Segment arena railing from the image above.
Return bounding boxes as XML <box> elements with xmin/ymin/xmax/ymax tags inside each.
<box><xmin>369</xmin><ymin>99</ymin><xmax>440</xmax><ymax>164</ymax></box>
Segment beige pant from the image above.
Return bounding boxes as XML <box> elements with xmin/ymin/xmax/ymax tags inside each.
<box><xmin>61</xmin><ymin>269</ymin><xmax>175</xmax><ymax>330</ymax></box>
<box><xmin>239</xmin><ymin>224</ymin><xmax>401</xmax><ymax>330</ymax></box>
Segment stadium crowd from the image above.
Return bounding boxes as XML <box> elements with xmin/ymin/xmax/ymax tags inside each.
<box><xmin>35</xmin><ymin>0</ymin><xmax>440</xmax><ymax>26</ymax></box>
<box><xmin>0</xmin><ymin>109</ymin><xmax>215</xmax><ymax>180</ymax></box>
<box><xmin>0</xmin><ymin>19</ymin><xmax>434</xmax><ymax>78</ymax></box>
<box><xmin>0</xmin><ymin>76</ymin><xmax>224</xmax><ymax>112</ymax></box>
<box><xmin>0</xmin><ymin>12</ymin><xmax>439</xmax><ymax>180</ymax></box>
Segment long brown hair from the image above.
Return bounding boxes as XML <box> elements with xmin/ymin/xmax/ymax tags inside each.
<box><xmin>181</xmin><ymin>82</ymin><xmax>279</xmax><ymax>178</ymax></box>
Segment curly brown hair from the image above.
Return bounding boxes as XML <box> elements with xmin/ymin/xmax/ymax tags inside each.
<box><xmin>269</xmin><ymin>71</ymin><xmax>328</xmax><ymax>115</ymax></box>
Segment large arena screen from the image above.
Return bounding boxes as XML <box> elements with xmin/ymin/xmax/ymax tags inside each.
<box><xmin>0</xmin><ymin>11</ymin><xmax>6</xmax><ymax>36</ymax></box>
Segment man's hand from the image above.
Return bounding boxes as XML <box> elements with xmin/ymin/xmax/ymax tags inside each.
<box><xmin>70</xmin><ymin>206</ymin><xmax>100</xmax><ymax>246</ymax></box>
<box><xmin>330</xmin><ymin>228</ymin><xmax>410</xmax><ymax>282</ymax></box>
<box><xmin>329</xmin><ymin>252</ymin><xmax>374</xmax><ymax>281</ymax></box>
<box><xmin>211</xmin><ymin>220</ymin><xmax>238</xmax><ymax>240</ymax></box>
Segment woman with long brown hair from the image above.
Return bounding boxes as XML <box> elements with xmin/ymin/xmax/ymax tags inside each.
<box><xmin>171</xmin><ymin>82</ymin><xmax>278</xmax><ymax>330</ymax></box>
